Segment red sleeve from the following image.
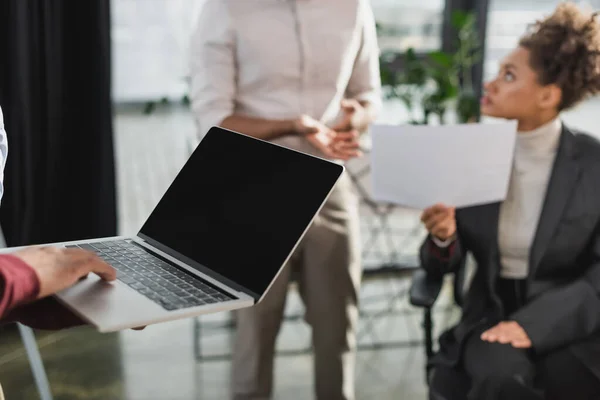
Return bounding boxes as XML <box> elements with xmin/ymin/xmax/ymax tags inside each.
<box><xmin>0</xmin><ymin>254</ymin><xmax>40</xmax><ymax>319</ymax></box>
<box><xmin>0</xmin><ymin>254</ymin><xmax>85</xmax><ymax>330</ymax></box>
<box><xmin>4</xmin><ymin>297</ymin><xmax>86</xmax><ymax>330</ymax></box>
<box><xmin>427</xmin><ymin>238</ymin><xmax>457</xmax><ymax>262</ymax></box>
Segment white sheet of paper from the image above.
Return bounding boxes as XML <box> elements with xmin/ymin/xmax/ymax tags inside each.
<box><xmin>370</xmin><ymin>121</ymin><xmax>518</xmax><ymax>209</ymax></box>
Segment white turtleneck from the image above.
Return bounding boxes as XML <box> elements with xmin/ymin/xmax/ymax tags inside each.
<box><xmin>497</xmin><ymin>117</ymin><xmax>562</xmax><ymax>279</ymax></box>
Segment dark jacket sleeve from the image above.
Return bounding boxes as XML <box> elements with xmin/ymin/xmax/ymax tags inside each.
<box><xmin>511</xmin><ymin>225</ymin><xmax>600</xmax><ymax>354</ymax></box>
<box><xmin>0</xmin><ymin>255</ymin><xmax>39</xmax><ymax>319</ymax></box>
<box><xmin>419</xmin><ymin>233</ymin><xmax>465</xmax><ymax>279</ymax></box>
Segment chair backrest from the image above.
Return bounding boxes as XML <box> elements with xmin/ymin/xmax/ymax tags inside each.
<box><xmin>452</xmin><ymin>255</ymin><xmax>469</xmax><ymax>307</ymax></box>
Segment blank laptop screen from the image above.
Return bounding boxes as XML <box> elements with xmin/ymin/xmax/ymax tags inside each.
<box><xmin>139</xmin><ymin>127</ymin><xmax>343</xmax><ymax>298</ymax></box>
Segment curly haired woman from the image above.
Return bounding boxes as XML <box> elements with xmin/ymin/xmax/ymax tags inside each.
<box><xmin>419</xmin><ymin>3</ymin><xmax>600</xmax><ymax>399</ymax></box>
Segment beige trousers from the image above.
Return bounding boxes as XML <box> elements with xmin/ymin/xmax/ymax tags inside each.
<box><xmin>231</xmin><ymin>173</ymin><xmax>362</xmax><ymax>400</ymax></box>
<box><xmin>0</xmin><ymin>383</ymin><xmax>4</xmax><ymax>400</ymax></box>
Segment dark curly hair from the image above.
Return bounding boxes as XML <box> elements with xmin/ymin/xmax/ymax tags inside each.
<box><xmin>519</xmin><ymin>2</ymin><xmax>600</xmax><ymax>111</ymax></box>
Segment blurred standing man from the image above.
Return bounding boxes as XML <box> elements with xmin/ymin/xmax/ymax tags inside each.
<box><xmin>190</xmin><ymin>1</ymin><xmax>381</xmax><ymax>399</ymax></box>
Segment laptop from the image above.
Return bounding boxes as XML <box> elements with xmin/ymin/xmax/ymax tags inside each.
<box><xmin>12</xmin><ymin>127</ymin><xmax>343</xmax><ymax>332</ymax></box>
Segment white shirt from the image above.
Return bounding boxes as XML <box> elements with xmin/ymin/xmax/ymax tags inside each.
<box><xmin>498</xmin><ymin>117</ymin><xmax>562</xmax><ymax>279</ymax></box>
<box><xmin>0</xmin><ymin>107</ymin><xmax>8</xmax><ymax>203</ymax></box>
<box><xmin>189</xmin><ymin>0</ymin><xmax>382</xmax><ymax>157</ymax></box>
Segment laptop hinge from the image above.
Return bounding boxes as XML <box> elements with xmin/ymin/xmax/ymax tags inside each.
<box><xmin>135</xmin><ymin>233</ymin><xmax>260</xmax><ymax>302</ymax></box>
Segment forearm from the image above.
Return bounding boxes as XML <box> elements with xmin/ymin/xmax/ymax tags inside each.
<box><xmin>220</xmin><ymin>115</ymin><xmax>298</xmax><ymax>141</ymax></box>
<box><xmin>3</xmin><ymin>297</ymin><xmax>85</xmax><ymax>330</ymax></box>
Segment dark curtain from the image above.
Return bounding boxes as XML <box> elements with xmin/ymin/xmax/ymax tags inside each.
<box><xmin>0</xmin><ymin>0</ymin><xmax>117</xmax><ymax>246</ymax></box>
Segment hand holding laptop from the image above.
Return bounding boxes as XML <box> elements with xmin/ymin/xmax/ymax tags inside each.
<box><xmin>11</xmin><ymin>246</ymin><xmax>146</xmax><ymax>330</ymax></box>
<box><xmin>14</xmin><ymin>246</ymin><xmax>116</xmax><ymax>299</ymax></box>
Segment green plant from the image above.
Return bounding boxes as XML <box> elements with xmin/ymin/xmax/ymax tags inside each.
<box><xmin>379</xmin><ymin>10</ymin><xmax>482</xmax><ymax>124</ymax></box>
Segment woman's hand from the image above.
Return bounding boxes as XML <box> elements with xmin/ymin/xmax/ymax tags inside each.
<box><xmin>293</xmin><ymin>115</ymin><xmax>361</xmax><ymax>160</ymax></box>
<box><xmin>420</xmin><ymin>203</ymin><xmax>457</xmax><ymax>241</ymax></box>
<box><xmin>481</xmin><ymin>321</ymin><xmax>532</xmax><ymax>349</ymax></box>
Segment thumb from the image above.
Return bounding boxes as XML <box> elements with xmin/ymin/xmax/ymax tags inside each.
<box><xmin>301</xmin><ymin>125</ymin><xmax>320</xmax><ymax>135</ymax></box>
<box><xmin>340</xmin><ymin>99</ymin><xmax>358</xmax><ymax>113</ymax></box>
<box><xmin>85</xmin><ymin>258</ymin><xmax>117</xmax><ymax>282</ymax></box>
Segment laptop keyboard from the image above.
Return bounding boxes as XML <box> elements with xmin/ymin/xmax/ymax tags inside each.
<box><xmin>67</xmin><ymin>240</ymin><xmax>233</xmax><ymax>311</ymax></box>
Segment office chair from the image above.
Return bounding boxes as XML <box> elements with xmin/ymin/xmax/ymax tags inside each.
<box><xmin>409</xmin><ymin>256</ymin><xmax>468</xmax><ymax>382</ymax></box>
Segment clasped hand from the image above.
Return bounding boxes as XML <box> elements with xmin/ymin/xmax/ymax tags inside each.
<box><xmin>294</xmin><ymin>99</ymin><xmax>367</xmax><ymax>161</ymax></box>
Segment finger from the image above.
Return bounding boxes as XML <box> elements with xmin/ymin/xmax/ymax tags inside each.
<box><xmin>431</xmin><ymin>226</ymin><xmax>453</xmax><ymax>240</ymax></box>
<box><xmin>486</xmin><ymin>334</ymin><xmax>498</xmax><ymax>342</ymax></box>
<box><xmin>331</xmin><ymin>117</ymin><xmax>353</xmax><ymax>132</ymax></box>
<box><xmin>424</xmin><ymin>211</ymin><xmax>451</xmax><ymax>232</ymax></box>
<box><xmin>514</xmin><ymin>333</ymin><xmax>529</xmax><ymax>343</ymax></box>
<box><xmin>340</xmin><ymin>99</ymin><xmax>358</xmax><ymax>112</ymax></box>
<box><xmin>62</xmin><ymin>249</ymin><xmax>108</xmax><ymax>270</ymax></box>
<box><xmin>331</xmin><ymin>139</ymin><xmax>360</xmax><ymax>154</ymax></box>
<box><xmin>323</xmin><ymin>148</ymin><xmax>350</xmax><ymax>161</ymax></box>
<box><xmin>335</xmin><ymin>140</ymin><xmax>360</xmax><ymax>151</ymax></box>
<box><xmin>495</xmin><ymin>324</ymin><xmax>518</xmax><ymax>343</ymax></box>
<box><xmin>331</xmin><ymin>145</ymin><xmax>361</xmax><ymax>160</ymax></box>
<box><xmin>333</xmin><ymin>130</ymin><xmax>359</xmax><ymax>141</ymax></box>
<box><xmin>85</xmin><ymin>258</ymin><xmax>117</xmax><ymax>282</ymax></box>
<box><xmin>481</xmin><ymin>334</ymin><xmax>496</xmax><ymax>343</ymax></box>
<box><xmin>481</xmin><ymin>329</ymin><xmax>495</xmax><ymax>341</ymax></box>
<box><xmin>331</xmin><ymin>123</ymin><xmax>349</xmax><ymax>133</ymax></box>
<box><xmin>481</xmin><ymin>326</ymin><xmax>501</xmax><ymax>341</ymax></box>
<box><xmin>497</xmin><ymin>334</ymin><xmax>512</xmax><ymax>344</ymax></box>
<box><xmin>301</xmin><ymin>126</ymin><xmax>320</xmax><ymax>135</ymax></box>
<box><xmin>61</xmin><ymin>248</ymin><xmax>101</xmax><ymax>261</ymax></box>
<box><xmin>422</xmin><ymin>204</ymin><xmax>450</xmax><ymax>224</ymax></box>
<box><xmin>333</xmin><ymin>149</ymin><xmax>360</xmax><ymax>160</ymax></box>
<box><xmin>431</xmin><ymin>203</ymin><xmax>452</xmax><ymax>213</ymax></box>
<box><xmin>421</xmin><ymin>207</ymin><xmax>436</xmax><ymax>222</ymax></box>
<box><xmin>424</xmin><ymin>212</ymin><xmax>447</xmax><ymax>231</ymax></box>
<box><xmin>511</xmin><ymin>339</ymin><xmax>532</xmax><ymax>349</ymax></box>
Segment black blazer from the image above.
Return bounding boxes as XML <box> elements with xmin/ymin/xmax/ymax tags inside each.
<box><xmin>420</xmin><ymin>124</ymin><xmax>600</xmax><ymax>376</ymax></box>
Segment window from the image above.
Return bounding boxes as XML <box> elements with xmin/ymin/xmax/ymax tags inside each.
<box><xmin>110</xmin><ymin>0</ymin><xmax>206</xmax><ymax>103</ymax></box>
<box><xmin>483</xmin><ymin>0</ymin><xmax>600</xmax><ymax>81</ymax></box>
<box><xmin>110</xmin><ymin>0</ymin><xmax>447</xmax><ymax>103</ymax></box>
<box><xmin>371</xmin><ymin>0</ymin><xmax>445</xmax><ymax>52</ymax></box>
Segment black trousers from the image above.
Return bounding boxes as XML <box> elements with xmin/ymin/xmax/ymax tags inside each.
<box><xmin>429</xmin><ymin>278</ymin><xmax>600</xmax><ymax>400</ymax></box>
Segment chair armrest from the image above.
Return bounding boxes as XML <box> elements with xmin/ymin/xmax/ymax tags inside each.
<box><xmin>409</xmin><ymin>269</ymin><xmax>444</xmax><ymax>308</ymax></box>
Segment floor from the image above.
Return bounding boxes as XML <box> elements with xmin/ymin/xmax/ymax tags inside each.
<box><xmin>1</xmin><ymin>98</ymin><xmax>598</xmax><ymax>400</ymax></box>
